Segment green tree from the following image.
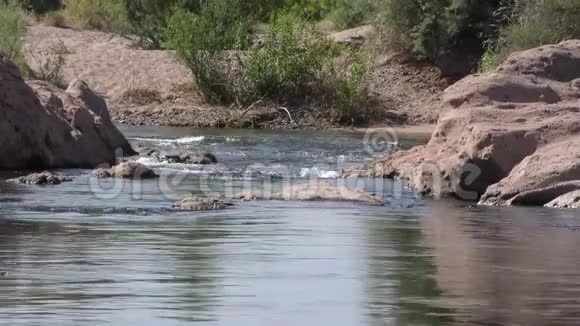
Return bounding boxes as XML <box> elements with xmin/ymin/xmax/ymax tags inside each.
<box><xmin>21</xmin><ymin>0</ymin><xmax>62</xmax><ymax>15</ymax></box>
<box><xmin>165</xmin><ymin>0</ymin><xmax>251</xmax><ymax>103</ymax></box>
<box><xmin>0</xmin><ymin>0</ymin><xmax>28</xmax><ymax>72</ymax></box>
<box><xmin>384</xmin><ymin>0</ymin><xmax>504</xmax><ymax>72</ymax></box>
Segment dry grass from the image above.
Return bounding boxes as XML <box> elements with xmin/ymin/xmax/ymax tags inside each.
<box><xmin>41</xmin><ymin>11</ymin><xmax>68</xmax><ymax>28</ymax></box>
<box><xmin>27</xmin><ymin>40</ymin><xmax>71</xmax><ymax>88</ymax></box>
<box><xmin>119</xmin><ymin>88</ymin><xmax>162</xmax><ymax>106</ymax></box>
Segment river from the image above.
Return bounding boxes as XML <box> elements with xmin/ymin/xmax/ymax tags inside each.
<box><xmin>0</xmin><ymin>127</ymin><xmax>579</xmax><ymax>326</ymax></box>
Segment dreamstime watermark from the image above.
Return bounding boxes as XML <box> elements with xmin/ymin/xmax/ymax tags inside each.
<box><xmin>87</xmin><ymin>128</ymin><xmax>483</xmax><ymax>203</ymax></box>
<box><xmin>363</xmin><ymin>127</ymin><xmax>399</xmax><ymax>156</ymax></box>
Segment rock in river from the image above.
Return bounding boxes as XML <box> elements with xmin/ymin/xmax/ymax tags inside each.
<box><xmin>164</xmin><ymin>152</ymin><xmax>218</xmax><ymax>165</ymax></box>
<box><xmin>133</xmin><ymin>144</ymin><xmax>159</xmax><ymax>157</ymax></box>
<box><xmin>545</xmin><ymin>190</ymin><xmax>580</xmax><ymax>209</ymax></box>
<box><xmin>345</xmin><ymin>40</ymin><xmax>580</xmax><ymax>207</ymax></box>
<box><xmin>7</xmin><ymin>171</ymin><xmax>72</xmax><ymax>185</ymax></box>
<box><xmin>93</xmin><ymin>162</ymin><xmax>158</xmax><ymax>179</ymax></box>
<box><xmin>0</xmin><ymin>54</ymin><xmax>135</xmax><ymax>170</ymax></box>
<box><xmin>238</xmin><ymin>183</ymin><xmax>385</xmax><ymax>205</ymax></box>
<box><xmin>173</xmin><ymin>197</ymin><xmax>233</xmax><ymax>211</ymax></box>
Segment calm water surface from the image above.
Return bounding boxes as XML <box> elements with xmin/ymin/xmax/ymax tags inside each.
<box><xmin>1</xmin><ymin>127</ymin><xmax>580</xmax><ymax>326</ymax></box>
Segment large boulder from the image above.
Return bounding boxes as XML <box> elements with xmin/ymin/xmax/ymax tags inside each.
<box><xmin>345</xmin><ymin>40</ymin><xmax>580</xmax><ymax>206</ymax></box>
<box><xmin>480</xmin><ymin>139</ymin><xmax>580</xmax><ymax>205</ymax></box>
<box><xmin>0</xmin><ymin>54</ymin><xmax>135</xmax><ymax>170</ymax></box>
<box><xmin>545</xmin><ymin>190</ymin><xmax>580</xmax><ymax>209</ymax></box>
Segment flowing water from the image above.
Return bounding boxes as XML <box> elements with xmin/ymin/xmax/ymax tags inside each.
<box><xmin>1</xmin><ymin>127</ymin><xmax>580</xmax><ymax>326</ymax></box>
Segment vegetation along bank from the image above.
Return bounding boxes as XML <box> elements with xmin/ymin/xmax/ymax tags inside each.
<box><xmin>3</xmin><ymin>0</ymin><xmax>578</xmax><ymax>129</ymax></box>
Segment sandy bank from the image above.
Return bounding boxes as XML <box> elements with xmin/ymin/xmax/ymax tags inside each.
<box><xmin>23</xmin><ymin>25</ymin><xmax>447</xmax><ymax>129</ymax></box>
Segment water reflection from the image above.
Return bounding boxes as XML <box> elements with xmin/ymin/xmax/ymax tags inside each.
<box><xmin>1</xmin><ymin>201</ymin><xmax>580</xmax><ymax>325</ymax></box>
<box><xmin>1</xmin><ymin>125</ymin><xmax>580</xmax><ymax>325</ymax></box>
<box><xmin>422</xmin><ymin>203</ymin><xmax>580</xmax><ymax>326</ymax></box>
<box><xmin>0</xmin><ymin>216</ymin><xmax>225</xmax><ymax>325</ymax></box>
<box><xmin>363</xmin><ymin>208</ymin><xmax>455</xmax><ymax>326</ymax></box>
<box><xmin>159</xmin><ymin>216</ymin><xmax>228</xmax><ymax>323</ymax></box>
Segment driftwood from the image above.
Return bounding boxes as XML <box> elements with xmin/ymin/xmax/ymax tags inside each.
<box><xmin>237</xmin><ymin>100</ymin><xmax>298</xmax><ymax>127</ymax></box>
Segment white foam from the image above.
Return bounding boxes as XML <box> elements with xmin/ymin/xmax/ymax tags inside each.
<box><xmin>300</xmin><ymin>167</ymin><xmax>340</xmax><ymax>179</ymax></box>
<box><xmin>174</xmin><ymin>136</ymin><xmax>205</xmax><ymax>144</ymax></box>
<box><xmin>131</xmin><ymin>136</ymin><xmax>205</xmax><ymax>145</ymax></box>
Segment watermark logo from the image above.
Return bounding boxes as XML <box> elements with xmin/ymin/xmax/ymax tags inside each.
<box><xmin>363</xmin><ymin>128</ymin><xmax>399</xmax><ymax>155</ymax></box>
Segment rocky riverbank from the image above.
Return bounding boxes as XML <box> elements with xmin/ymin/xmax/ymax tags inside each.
<box><xmin>345</xmin><ymin>40</ymin><xmax>580</xmax><ymax>209</ymax></box>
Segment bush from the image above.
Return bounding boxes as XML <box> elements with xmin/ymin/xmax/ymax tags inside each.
<box><xmin>246</xmin><ymin>12</ymin><xmax>371</xmax><ymax>123</ymax></box>
<box><xmin>168</xmin><ymin>7</ymin><xmax>372</xmax><ymax>124</ymax></box>
<box><xmin>245</xmin><ymin>13</ymin><xmax>338</xmax><ymax>101</ymax></box>
<box><xmin>123</xmin><ymin>0</ymin><xmax>176</xmax><ymax>49</ymax></box>
<box><xmin>325</xmin><ymin>0</ymin><xmax>372</xmax><ymax>29</ymax></box>
<box><xmin>62</xmin><ymin>0</ymin><xmax>129</xmax><ymax>32</ymax></box>
<box><xmin>165</xmin><ymin>0</ymin><xmax>251</xmax><ymax>104</ymax></box>
<box><xmin>122</xmin><ymin>0</ymin><xmax>208</xmax><ymax>49</ymax></box>
<box><xmin>21</xmin><ymin>0</ymin><xmax>61</xmax><ymax>15</ymax></box>
<box><xmin>0</xmin><ymin>1</ymin><xmax>28</xmax><ymax>71</ymax></box>
<box><xmin>381</xmin><ymin>0</ymin><xmax>501</xmax><ymax>71</ymax></box>
<box><xmin>477</xmin><ymin>47</ymin><xmax>502</xmax><ymax>72</ymax></box>
<box><xmin>479</xmin><ymin>0</ymin><xmax>580</xmax><ymax>71</ymax></box>
<box><xmin>324</xmin><ymin>49</ymin><xmax>371</xmax><ymax>123</ymax></box>
<box><xmin>41</xmin><ymin>10</ymin><xmax>66</xmax><ymax>27</ymax></box>
<box><xmin>504</xmin><ymin>0</ymin><xmax>580</xmax><ymax>50</ymax></box>
<box><xmin>27</xmin><ymin>40</ymin><xmax>70</xmax><ymax>87</ymax></box>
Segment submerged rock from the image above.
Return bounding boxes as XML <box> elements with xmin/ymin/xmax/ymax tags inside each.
<box><xmin>164</xmin><ymin>152</ymin><xmax>218</xmax><ymax>165</ymax></box>
<box><xmin>93</xmin><ymin>162</ymin><xmax>158</xmax><ymax>179</ymax></box>
<box><xmin>8</xmin><ymin>171</ymin><xmax>72</xmax><ymax>185</ymax></box>
<box><xmin>0</xmin><ymin>54</ymin><xmax>135</xmax><ymax>170</ymax></box>
<box><xmin>545</xmin><ymin>190</ymin><xmax>580</xmax><ymax>209</ymax></box>
<box><xmin>238</xmin><ymin>183</ymin><xmax>385</xmax><ymax>205</ymax></box>
<box><xmin>346</xmin><ymin>40</ymin><xmax>580</xmax><ymax>207</ymax></box>
<box><xmin>173</xmin><ymin>196</ymin><xmax>232</xmax><ymax>211</ymax></box>
<box><xmin>133</xmin><ymin>144</ymin><xmax>159</xmax><ymax>157</ymax></box>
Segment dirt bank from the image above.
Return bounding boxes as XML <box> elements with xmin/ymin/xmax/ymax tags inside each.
<box><xmin>23</xmin><ymin>25</ymin><xmax>447</xmax><ymax>129</ymax></box>
<box><xmin>345</xmin><ymin>40</ymin><xmax>580</xmax><ymax>208</ymax></box>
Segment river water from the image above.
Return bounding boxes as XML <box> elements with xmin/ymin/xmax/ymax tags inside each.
<box><xmin>1</xmin><ymin>127</ymin><xmax>580</xmax><ymax>326</ymax></box>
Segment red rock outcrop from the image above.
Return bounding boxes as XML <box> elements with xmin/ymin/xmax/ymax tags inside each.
<box><xmin>546</xmin><ymin>190</ymin><xmax>580</xmax><ymax>208</ymax></box>
<box><xmin>0</xmin><ymin>54</ymin><xmax>135</xmax><ymax>170</ymax></box>
<box><xmin>345</xmin><ymin>40</ymin><xmax>580</xmax><ymax>207</ymax></box>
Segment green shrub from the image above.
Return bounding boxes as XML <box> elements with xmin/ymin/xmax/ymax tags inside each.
<box><xmin>123</xmin><ymin>0</ymin><xmax>176</xmax><ymax>49</ymax></box>
<box><xmin>245</xmin><ymin>13</ymin><xmax>338</xmax><ymax>101</ymax></box>
<box><xmin>21</xmin><ymin>0</ymin><xmax>61</xmax><ymax>15</ymax></box>
<box><xmin>245</xmin><ymin>12</ymin><xmax>371</xmax><ymax>123</ymax></box>
<box><xmin>477</xmin><ymin>47</ymin><xmax>502</xmax><ymax>72</ymax></box>
<box><xmin>62</xmin><ymin>0</ymin><xmax>129</xmax><ymax>32</ymax></box>
<box><xmin>325</xmin><ymin>0</ymin><xmax>372</xmax><ymax>29</ymax></box>
<box><xmin>165</xmin><ymin>0</ymin><xmax>251</xmax><ymax>103</ymax></box>
<box><xmin>479</xmin><ymin>0</ymin><xmax>580</xmax><ymax>71</ymax></box>
<box><xmin>381</xmin><ymin>0</ymin><xmax>501</xmax><ymax>69</ymax></box>
<box><xmin>0</xmin><ymin>1</ymin><xmax>27</xmax><ymax>71</ymax></box>
<box><xmin>503</xmin><ymin>0</ymin><xmax>580</xmax><ymax>51</ymax></box>
<box><xmin>324</xmin><ymin>49</ymin><xmax>371</xmax><ymax>123</ymax></box>
<box><xmin>122</xmin><ymin>0</ymin><xmax>205</xmax><ymax>49</ymax></box>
